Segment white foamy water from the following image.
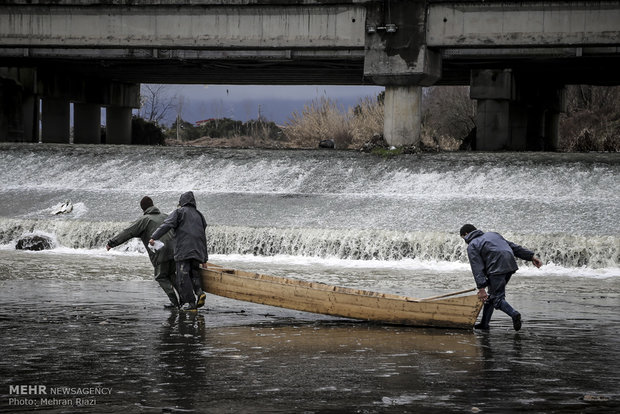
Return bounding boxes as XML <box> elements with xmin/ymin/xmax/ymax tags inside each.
<box><xmin>0</xmin><ymin>143</ymin><xmax>618</xmax><ymax>281</ymax></box>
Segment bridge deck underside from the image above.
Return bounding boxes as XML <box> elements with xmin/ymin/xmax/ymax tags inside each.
<box><xmin>2</xmin><ymin>53</ymin><xmax>619</xmax><ymax>86</ymax></box>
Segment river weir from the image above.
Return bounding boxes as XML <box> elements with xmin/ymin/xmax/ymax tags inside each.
<box><xmin>0</xmin><ymin>143</ymin><xmax>618</xmax><ymax>412</ymax></box>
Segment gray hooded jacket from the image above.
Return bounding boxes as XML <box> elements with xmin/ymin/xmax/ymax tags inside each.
<box><xmin>151</xmin><ymin>191</ymin><xmax>208</xmax><ymax>262</ymax></box>
<box><xmin>465</xmin><ymin>230</ymin><xmax>534</xmax><ymax>289</ymax></box>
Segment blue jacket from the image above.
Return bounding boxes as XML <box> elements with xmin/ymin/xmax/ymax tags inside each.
<box><xmin>465</xmin><ymin>230</ymin><xmax>534</xmax><ymax>289</ymax></box>
<box><xmin>151</xmin><ymin>191</ymin><xmax>208</xmax><ymax>262</ymax></box>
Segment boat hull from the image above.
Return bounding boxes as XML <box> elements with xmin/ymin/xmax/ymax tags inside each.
<box><xmin>201</xmin><ymin>266</ymin><xmax>483</xmax><ymax>329</ymax></box>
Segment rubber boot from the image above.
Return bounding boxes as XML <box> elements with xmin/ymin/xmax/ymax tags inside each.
<box><xmin>475</xmin><ymin>301</ymin><xmax>494</xmax><ymax>330</ymax></box>
<box><xmin>498</xmin><ymin>300</ymin><xmax>522</xmax><ymax>331</ymax></box>
<box><xmin>164</xmin><ymin>291</ymin><xmax>180</xmax><ymax>309</ymax></box>
<box><xmin>190</xmin><ymin>270</ymin><xmax>206</xmax><ymax>308</ymax></box>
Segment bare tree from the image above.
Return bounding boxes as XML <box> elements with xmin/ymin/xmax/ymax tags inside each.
<box><xmin>560</xmin><ymin>85</ymin><xmax>620</xmax><ymax>151</ymax></box>
<box><xmin>565</xmin><ymin>85</ymin><xmax>620</xmax><ymax>114</ymax></box>
<box><xmin>138</xmin><ymin>84</ymin><xmax>177</xmax><ymax>125</ymax></box>
<box><xmin>422</xmin><ymin>86</ymin><xmax>476</xmax><ymax>140</ymax></box>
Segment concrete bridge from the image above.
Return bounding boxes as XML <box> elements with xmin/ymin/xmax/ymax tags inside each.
<box><xmin>1</xmin><ymin>0</ymin><xmax>619</xmax><ymax>150</ymax></box>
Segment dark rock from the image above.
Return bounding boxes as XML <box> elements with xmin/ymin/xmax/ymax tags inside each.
<box><xmin>318</xmin><ymin>139</ymin><xmax>335</xmax><ymax>149</ymax></box>
<box><xmin>15</xmin><ymin>235</ymin><xmax>54</xmax><ymax>251</ymax></box>
<box><xmin>360</xmin><ymin>134</ymin><xmax>388</xmax><ymax>152</ymax></box>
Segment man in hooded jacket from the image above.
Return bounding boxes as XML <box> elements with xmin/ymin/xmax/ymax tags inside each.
<box><xmin>150</xmin><ymin>191</ymin><xmax>208</xmax><ymax>312</ymax></box>
<box><xmin>460</xmin><ymin>224</ymin><xmax>542</xmax><ymax>331</ymax></box>
<box><xmin>106</xmin><ymin>196</ymin><xmax>179</xmax><ymax>308</ymax></box>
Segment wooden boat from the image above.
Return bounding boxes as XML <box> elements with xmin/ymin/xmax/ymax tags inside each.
<box><xmin>201</xmin><ymin>264</ymin><xmax>483</xmax><ymax>329</ymax></box>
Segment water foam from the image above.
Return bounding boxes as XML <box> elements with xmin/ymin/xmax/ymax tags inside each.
<box><xmin>1</xmin><ymin>145</ymin><xmax>618</xmax><ymax>201</ymax></box>
<box><xmin>0</xmin><ymin>218</ymin><xmax>617</xmax><ymax>275</ymax></box>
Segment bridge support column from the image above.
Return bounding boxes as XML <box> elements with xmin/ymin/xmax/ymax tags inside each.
<box><xmin>471</xmin><ymin>70</ymin><xmax>566</xmax><ymax>151</ymax></box>
<box><xmin>383</xmin><ymin>85</ymin><xmax>422</xmax><ymax>147</ymax></box>
<box><xmin>544</xmin><ymin>111</ymin><xmax>561</xmax><ymax>151</ymax></box>
<box><xmin>0</xmin><ymin>68</ymin><xmax>38</xmax><ymax>142</ymax></box>
<box><xmin>74</xmin><ymin>103</ymin><xmax>101</xmax><ymax>144</ymax></box>
<box><xmin>522</xmin><ymin>84</ymin><xmax>565</xmax><ymax>151</ymax></box>
<box><xmin>0</xmin><ymin>78</ymin><xmax>21</xmax><ymax>142</ymax></box>
<box><xmin>105</xmin><ymin>106</ymin><xmax>132</xmax><ymax>145</ymax></box>
<box><xmin>363</xmin><ymin>0</ymin><xmax>440</xmax><ymax>148</ymax></box>
<box><xmin>470</xmin><ymin>69</ymin><xmax>526</xmax><ymax>151</ymax></box>
<box><xmin>41</xmin><ymin>97</ymin><xmax>70</xmax><ymax>143</ymax></box>
<box><xmin>21</xmin><ymin>93</ymin><xmax>38</xmax><ymax>142</ymax></box>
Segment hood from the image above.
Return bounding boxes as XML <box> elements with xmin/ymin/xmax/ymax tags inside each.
<box><xmin>464</xmin><ymin>229</ymin><xmax>484</xmax><ymax>244</ymax></box>
<box><xmin>143</xmin><ymin>206</ymin><xmax>161</xmax><ymax>215</ymax></box>
<box><xmin>179</xmin><ymin>191</ymin><xmax>196</xmax><ymax>208</ymax></box>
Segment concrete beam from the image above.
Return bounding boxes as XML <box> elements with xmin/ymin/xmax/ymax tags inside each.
<box><xmin>39</xmin><ymin>72</ymin><xmax>139</xmax><ymax>108</ymax></box>
<box><xmin>364</xmin><ymin>1</ymin><xmax>441</xmax><ymax>86</ymax></box>
<box><xmin>427</xmin><ymin>1</ymin><xmax>620</xmax><ymax>47</ymax></box>
<box><xmin>0</xmin><ymin>3</ymin><xmax>365</xmax><ymax>51</ymax></box>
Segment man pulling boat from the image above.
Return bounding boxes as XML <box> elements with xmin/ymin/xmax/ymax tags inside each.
<box><xmin>460</xmin><ymin>224</ymin><xmax>543</xmax><ymax>331</ymax></box>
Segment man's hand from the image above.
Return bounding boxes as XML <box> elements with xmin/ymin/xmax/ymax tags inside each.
<box><xmin>149</xmin><ymin>239</ymin><xmax>155</xmax><ymax>246</ymax></box>
<box><xmin>477</xmin><ymin>288</ymin><xmax>488</xmax><ymax>301</ymax></box>
<box><xmin>106</xmin><ymin>244</ymin><xmax>111</xmax><ymax>251</ymax></box>
<box><xmin>532</xmin><ymin>256</ymin><xmax>543</xmax><ymax>268</ymax></box>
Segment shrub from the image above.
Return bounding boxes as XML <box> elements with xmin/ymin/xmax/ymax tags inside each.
<box><xmin>131</xmin><ymin>116</ymin><xmax>166</xmax><ymax>145</ymax></box>
<box><xmin>283</xmin><ymin>95</ymin><xmax>384</xmax><ymax>149</ymax></box>
<box><xmin>559</xmin><ymin>85</ymin><xmax>620</xmax><ymax>152</ymax></box>
<box><xmin>282</xmin><ymin>97</ymin><xmax>353</xmax><ymax>148</ymax></box>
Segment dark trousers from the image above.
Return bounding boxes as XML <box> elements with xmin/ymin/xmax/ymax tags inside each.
<box><xmin>175</xmin><ymin>259</ymin><xmax>203</xmax><ymax>306</ymax></box>
<box><xmin>488</xmin><ymin>272</ymin><xmax>518</xmax><ymax>316</ymax></box>
<box><xmin>479</xmin><ymin>272</ymin><xmax>518</xmax><ymax>326</ymax></box>
<box><xmin>154</xmin><ymin>259</ymin><xmax>178</xmax><ymax>306</ymax></box>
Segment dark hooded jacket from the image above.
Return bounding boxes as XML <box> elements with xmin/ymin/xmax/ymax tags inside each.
<box><xmin>151</xmin><ymin>191</ymin><xmax>208</xmax><ymax>262</ymax></box>
<box><xmin>107</xmin><ymin>206</ymin><xmax>174</xmax><ymax>266</ymax></box>
<box><xmin>465</xmin><ymin>230</ymin><xmax>535</xmax><ymax>289</ymax></box>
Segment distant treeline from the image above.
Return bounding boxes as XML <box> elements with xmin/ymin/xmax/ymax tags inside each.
<box><xmin>169</xmin><ymin>118</ymin><xmax>283</xmax><ymax>141</ymax></box>
<box><xmin>130</xmin><ymin>85</ymin><xmax>619</xmax><ymax>151</ymax></box>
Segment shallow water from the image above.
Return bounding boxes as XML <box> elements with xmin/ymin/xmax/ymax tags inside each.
<box><xmin>0</xmin><ymin>144</ymin><xmax>618</xmax><ymax>412</ymax></box>
<box><xmin>1</xmin><ymin>251</ymin><xmax>619</xmax><ymax>413</ymax></box>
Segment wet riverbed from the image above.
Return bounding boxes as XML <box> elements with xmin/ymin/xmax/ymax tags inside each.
<box><xmin>1</xmin><ymin>145</ymin><xmax>618</xmax><ymax>412</ymax></box>
<box><xmin>1</xmin><ymin>252</ymin><xmax>618</xmax><ymax>413</ymax></box>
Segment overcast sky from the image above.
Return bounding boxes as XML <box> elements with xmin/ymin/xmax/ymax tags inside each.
<box><xmin>182</xmin><ymin>84</ymin><xmax>384</xmax><ymax>101</ymax></box>
<box><xmin>153</xmin><ymin>84</ymin><xmax>384</xmax><ymax>125</ymax></box>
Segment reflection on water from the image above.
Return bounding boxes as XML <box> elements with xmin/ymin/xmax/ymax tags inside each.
<box><xmin>0</xmin><ymin>274</ymin><xmax>618</xmax><ymax>413</ymax></box>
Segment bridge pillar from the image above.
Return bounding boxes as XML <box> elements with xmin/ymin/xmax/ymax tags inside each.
<box><xmin>41</xmin><ymin>97</ymin><xmax>70</xmax><ymax>144</ymax></box>
<box><xmin>471</xmin><ymin>69</ymin><xmax>566</xmax><ymax>151</ymax></box>
<box><xmin>470</xmin><ymin>69</ymin><xmax>524</xmax><ymax>151</ymax></box>
<box><xmin>0</xmin><ymin>69</ymin><xmax>38</xmax><ymax>142</ymax></box>
<box><xmin>383</xmin><ymin>85</ymin><xmax>422</xmax><ymax>147</ymax></box>
<box><xmin>544</xmin><ymin>111</ymin><xmax>561</xmax><ymax>151</ymax></box>
<box><xmin>521</xmin><ymin>84</ymin><xmax>565</xmax><ymax>151</ymax></box>
<box><xmin>105</xmin><ymin>106</ymin><xmax>132</xmax><ymax>145</ymax></box>
<box><xmin>21</xmin><ymin>93</ymin><xmax>38</xmax><ymax>143</ymax></box>
<box><xmin>0</xmin><ymin>78</ymin><xmax>22</xmax><ymax>142</ymax></box>
<box><xmin>74</xmin><ymin>103</ymin><xmax>101</xmax><ymax>144</ymax></box>
<box><xmin>363</xmin><ymin>0</ymin><xmax>440</xmax><ymax>147</ymax></box>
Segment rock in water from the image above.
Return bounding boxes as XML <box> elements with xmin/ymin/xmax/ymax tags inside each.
<box><xmin>15</xmin><ymin>235</ymin><xmax>53</xmax><ymax>251</ymax></box>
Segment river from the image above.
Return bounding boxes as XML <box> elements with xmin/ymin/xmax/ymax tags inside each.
<box><xmin>0</xmin><ymin>143</ymin><xmax>618</xmax><ymax>413</ymax></box>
